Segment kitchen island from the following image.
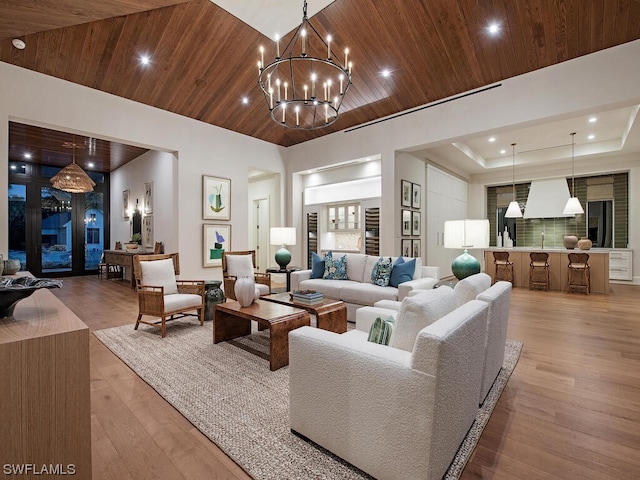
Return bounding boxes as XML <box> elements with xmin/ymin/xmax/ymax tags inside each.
<box><xmin>484</xmin><ymin>248</ymin><xmax>610</xmax><ymax>294</ymax></box>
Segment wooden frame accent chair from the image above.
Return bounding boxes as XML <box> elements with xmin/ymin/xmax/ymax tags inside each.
<box><xmin>222</xmin><ymin>250</ymin><xmax>271</xmax><ymax>301</ymax></box>
<box><xmin>133</xmin><ymin>253</ymin><xmax>205</xmax><ymax>337</ymax></box>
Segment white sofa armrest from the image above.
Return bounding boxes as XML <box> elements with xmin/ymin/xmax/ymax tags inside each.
<box><xmin>421</xmin><ymin>265</ymin><xmax>440</xmax><ymax>280</ymax></box>
<box><xmin>355</xmin><ymin>306</ymin><xmax>399</xmax><ymax>333</ymax></box>
<box><xmin>290</xmin><ymin>269</ymin><xmax>311</xmax><ymax>291</ymax></box>
<box><xmin>398</xmin><ymin>276</ymin><xmax>438</xmax><ymax>300</ymax></box>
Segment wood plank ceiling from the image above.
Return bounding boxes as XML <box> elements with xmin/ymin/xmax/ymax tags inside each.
<box><xmin>1</xmin><ymin>0</ymin><xmax>640</xmax><ymax>170</ymax></box>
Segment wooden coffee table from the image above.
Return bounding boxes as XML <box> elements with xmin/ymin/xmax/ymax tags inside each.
<box><xmin>213</xmin><ymin>299</ymin><xmax>310</xmax><ymax>371</ymax></box>
<box><xmin>261</xmin><ymin>293</ymin><xmax>347</xmax><ymax>334</ymax></box>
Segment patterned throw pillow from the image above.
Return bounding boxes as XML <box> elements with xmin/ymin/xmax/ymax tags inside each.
<box><xmin>367</xmin><ymin>316</ymin><xmax>395</xmax><ymax>345</ymax></box>
<box><xmin>371</xmin><ymin>257</ymin><xmax>393</xmax><ymax>286</ymax></box>
<box><xmin>323</xmin><ymin>253</ymin><xmax>348</xmax><ymax>280</ymax></box>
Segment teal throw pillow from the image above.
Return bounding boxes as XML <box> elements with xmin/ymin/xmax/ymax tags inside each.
<box><xmin>371</xmin><ymin>257</ymin><xmax>393</xmax><ymax>286</ymax></box>
<box><xmin>311</xmin><ymin>252</ymin><xmax>326</xmax><ymax>278</ymax></box>
<box><xmin>390</xmin><ymin>257</ymin><xmax>416</xmax><ymax>287</ymax></box>
<box><xmin>367</xmin><ymin>316</ymin><xmax>395</xmax><ymax>345</ymax></box>
<box><xmin>323</xmin><ymin>254</ymin><xmax>347</xmax><ymax>280</ymax></box>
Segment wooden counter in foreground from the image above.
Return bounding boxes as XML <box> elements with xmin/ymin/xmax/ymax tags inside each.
<box><xmin>0</xmin><ymin>281</ymin><xmax>92</xmax><ymax>477</ymax></box>
<box><xmin>484</xmin><ymin>248</ymin><xmax>610</xmax><ymax>294</ymax></box>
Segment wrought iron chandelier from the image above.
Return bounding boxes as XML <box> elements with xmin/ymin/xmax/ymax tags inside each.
<box><xmin>257</xmin><ymin>0</ymin><xmax>352</xmax><ymax>130</ymax></box>
<box><xmin>50</xmin><ymin>139</ymin><xmax>95</xmax><ymax>193</ymax></box>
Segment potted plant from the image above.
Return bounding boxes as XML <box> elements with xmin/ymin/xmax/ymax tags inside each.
<box><xmin>125</xmin><ymin>233</ymin><xmax>142</xmax><ymax>250</ymax></box>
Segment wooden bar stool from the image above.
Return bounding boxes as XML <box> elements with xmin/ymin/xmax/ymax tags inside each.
<box><xmin>492</xmin><ymin>251</ymin><xmax>514</xmax><ymax>284</ymax></box>
<box><xmin>529</xmin><ymin>252</ymin><xmax>550</xmax><ymax>291</ymax></box>
<box><xmin>567</xmin><ymin>252</ymin><xmax>590</xmax><ymax>294</ymax></box>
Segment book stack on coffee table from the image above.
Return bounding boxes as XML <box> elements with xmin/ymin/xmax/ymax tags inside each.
<box><xmin>291</xmin><ymin>290</ymin><xmax>324</xmax><ymax>305</ymax></box>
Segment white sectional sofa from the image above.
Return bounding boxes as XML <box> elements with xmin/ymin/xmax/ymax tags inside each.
<box><xmin>288</xmin><ymin>273</ymin><xmax>512</xmax><ymax>479</ymax></box>
<box><xmin>290</xmin><ymin>253</ymin><xmax>440</xmax><ymax>321</ymax></box>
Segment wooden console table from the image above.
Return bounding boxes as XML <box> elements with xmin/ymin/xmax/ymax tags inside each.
<box><xmin>0</xmin><ymin>281</ymin><xmax>92</xmax><ymax>477</ymax></box>
<box><xmin>104</xmin><ymin>249</ymin><xmax>154</xmax><ymax>288</ymax></box>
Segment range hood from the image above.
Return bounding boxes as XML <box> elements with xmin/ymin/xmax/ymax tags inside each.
<box><xmin>523</xmin><ymin>178</ymin><xmax>573</xmax><ymax>218</ymax></box>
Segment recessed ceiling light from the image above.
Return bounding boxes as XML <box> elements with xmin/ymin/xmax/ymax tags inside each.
<box><xmin>12</xmin><ymin>38</ymin><xmax>26</xmax><ymax>50</ymax></box>
<box><xmin>381</xmin><ymin>69</ymin><xmax>391</xmax><ymax>78</ymax></box>
<box><xmin>87</xmin><ymin>162</ymin><xmax>95</xmax><ymax>168</ymax></box>
<box><xmin>242</xmin><ymin>97</ymin><xmax>249</xmax><ymax>105</ymax></box>
<box><xmin>588</xmin><ymin>116</ymin><xmax>597</xmax><ymax>123</ymax></box>
<box><xmin>588</xmin><ymin>134</ymin><xmax>595</xmax><ymax>140</ymax></box>
<box><xmin>487</xmin><ymin>23</ymin><xmax>500</xmax><ymax>35</ymax></box>
<box><xmin>140</xmin><ymin>55</ymin><xmax>150</xmax><ymax>66</ymax></box>
<box><xmin>10</xmin><ymin>165</ymin><xmax>17</xmax><ymax>170</ymax></box>
<box><xmin>24</xmin><ymin>153</ymin><xmax>32</xmax><ymax>159</ymax></box>
<box><xmin>500</xmin><ymin>149</ymin><xmax>506</xmax><ymax>154</ymax></box>
<box><xmin>488</xmin><ymin>137</ymin><xmax>496</xmax><ymax>142</ymax></box>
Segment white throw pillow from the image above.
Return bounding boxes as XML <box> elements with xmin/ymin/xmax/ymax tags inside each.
<box><xmin>389</xmin><ymin>287</ymin><xmax>456</xmax><ymax>352</ymax></box>
<box><xmin>226</xmin><ymin>255</ymin><xmax>254</xmax><ymax>278</ymax></box>
<box><xmin>140</xmin><ymin>258</ymin><xmax>178</xmax><ymax>295</ymax></box>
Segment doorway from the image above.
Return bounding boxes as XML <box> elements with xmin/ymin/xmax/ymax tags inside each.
<box><xmin>252</xmin><ymin>197</ymin><xmax>270</xmax><ymax>271</ymax></box>
<box><xmin>8</xmin><ymin>165</ymin><xmax>109</xmax><ymax>277</ymax></box>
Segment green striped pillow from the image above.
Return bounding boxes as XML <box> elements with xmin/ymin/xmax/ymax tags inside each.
<box><xmin>367</xmin><ymin>316</ymin><xmax>395</xmax><ymax>345</ymax></box>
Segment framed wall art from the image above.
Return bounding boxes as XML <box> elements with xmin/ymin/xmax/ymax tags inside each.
<box><xmin>411</xmin><ymin>183</ymin><xmax>421</xmax><ymax>209</ymax></box>
<box><xmin>122</xmin><ymin>189</ymin><xmax>130</xmax><ymax>219</ymax></box>
<box><xmin>412</xmin><ymin>239</ymin><xmax>422</xmax><ymax>258</ymax></box>
<box><xmin>144</xmin><ymin>181</ymin><xmax>153</xmax><ymax>214</ymax></box>
<box><xmin>401</xmin><ymin>239</ymin><xmax>412</xmax><ymax>257</ymax></box>
<box><xmin>203</xmin><ymin>224</ymin><xmax>231</xmax><ymax>267</ymax></box>
<box><xmin>143</xmin><ymin>215</ymin><xmax>153</xmax><ymax>248</ymax></box>
<box><xmin>401</xmin><ymin>209</ymin><xmax>412</xmax><ymax>236</ymax></box>
<box><xmin>412</xmin><ymin>211</ymin><xmax>421</xmax><ymax>236</ymax></box>
<box><xmin>203</xmin><ymin>175</ymin><xmax>231</xmax><ymax>221</ymax></box>
<box><xmin>401</xmin><ymin>180</ymin><xmax>411</xmax><ymax>207</ymax></box>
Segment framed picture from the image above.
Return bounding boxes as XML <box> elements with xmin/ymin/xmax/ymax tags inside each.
<box><xmin>401</xmin><ymin>180</ymin><xmax>411</xmax><ymax>207</ymax></box>
<box><xmin>401</xmin><ymin>209</ymin><xmax>412</xmax><ymax>236</ymax></box>
<box><xmin>143</xmin><ymin>215</ymin><xmax>153</xmax><ymax>248</ymax></box>
<box><xmin>412</xmin><ymin>211</ymin><xmax>421</xmax><ymax>236</ymax></box>
<box><xmin>122</xmin><ymin>189</ymin><xmax>130</xmax><ymax>219</ymax></box>
<box><xmin>412</xmin><ymin>239</ymin><xmax>421</xmax><ymax>258</ymax></box>
<box><xmin>401</xmin><ymin>239</ymin><xmax>412</xmax><ymax>257</ymax></box>
<box><xmin>203</xmin><ymin>175</ymin><xmax>231</xmax><ymax>220</ymax></box>
<box><xmin>144</xmin><ymin>181</ymin><xmax>153</xmax><ymax>214</ymax></box>
<box><xmin>203</xmin><ymin>224</ymin><xmax>231</xmax><ymax>267</ymax></box>
<box><xmin>411</xmin><ymin>183</ymin><xmax>421</xmax><ymax>209</ymax></box>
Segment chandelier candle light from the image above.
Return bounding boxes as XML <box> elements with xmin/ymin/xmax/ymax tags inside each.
<box><xmin>257</xmin><ymin>1</ymin><xmax>352</xmax><ymax>130</ymax></box>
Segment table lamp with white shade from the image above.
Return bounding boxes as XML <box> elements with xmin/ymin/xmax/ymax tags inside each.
<box><xmin>444</xmin><ymin>219</ymin><xmax>490</xmax><ymax>280</ymax></box>
<box><xmin>270</xmin><ymin>227</ymin><xmax>296</xmax><ymax>270</ymax></box>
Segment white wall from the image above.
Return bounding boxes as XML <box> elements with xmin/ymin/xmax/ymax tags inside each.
<box><xmin>284</xmin><ymin>40</ymin><xmax>640</xmax><ymax>283</ymax></box>
<box><xmin>0</xmin><ymin>62</ymin><xmax>286</xmax><ymax>279</ymax></box>
<box><xmin>110</xmin><ymin>150</ymin><xmax>178</xmax><ymax>252</ymax></box>
<box><xmin>248</xmin><ymin>173</ymin><xmax>280</xmax><ymax>266</ymax></box>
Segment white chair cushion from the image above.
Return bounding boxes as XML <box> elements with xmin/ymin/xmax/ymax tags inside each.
<box><xmin>163</xmin><ymin>293</ymin><xmax>202</xmax><ymax>311</ymax></box>
<box><xmin>256</xmin><ymin>283</ymin><xmax>270</xmax><ymax>296</ymax></box>
<box><xmin>141</xmin><ymin>258</ymin><xmax>178</xmax><ymax>295</ymax></box>
<box><xmin>226</xmin><ymin>255</ymin><xmax>254</xmax><ymax>277</ymax></box>
<box><xmin>390</xmin><ymin>287</ymin><xmax>456</xmax><ymax>352</ymax></box>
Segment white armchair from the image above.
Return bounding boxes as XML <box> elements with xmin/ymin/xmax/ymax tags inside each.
<box><xmin>289</xmin><ymin>300</ymin><xmax>489</xmax><ymax>480</ymax></box>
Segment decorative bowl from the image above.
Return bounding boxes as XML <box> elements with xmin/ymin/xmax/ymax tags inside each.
<box><xmin>0</xmin><ymin>277</ymin><xmax>63</xmax><ymax>318</ymax></box>
<box><xmin>3</xmin><ymin>259</ymin><xmax>21</xmax><ymax>275</ymax></box>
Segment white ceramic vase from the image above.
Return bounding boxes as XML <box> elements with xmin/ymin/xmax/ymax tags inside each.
<box><xmin>235</xmin><ymin>276</ymin><xmax>257</xmax><ymax>307</ymax></box>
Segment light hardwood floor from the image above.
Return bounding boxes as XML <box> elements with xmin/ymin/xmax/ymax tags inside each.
<box><xmin>51</xmin><ymin>277</ymin><xmax>640</xmax><ymax>479</ymax></box>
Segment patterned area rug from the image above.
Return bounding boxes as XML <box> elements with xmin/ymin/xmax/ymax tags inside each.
<box><xmin>94</xmin><ymin>320</ymin><xmax>522</xmax><ymax>480</ymax></box>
